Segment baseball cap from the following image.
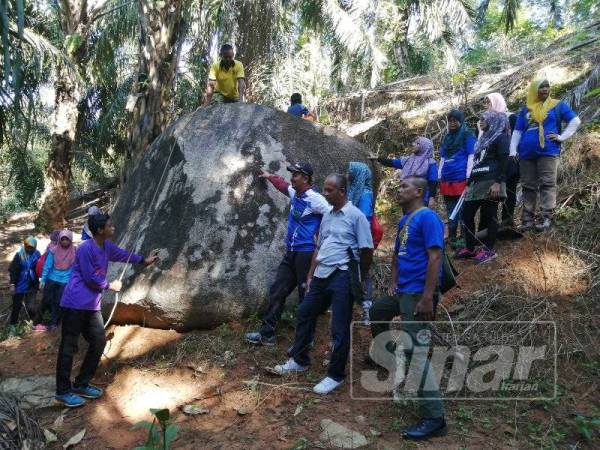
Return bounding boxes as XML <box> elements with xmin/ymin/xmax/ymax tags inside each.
<box><xmin>286</xmin><ymin>162</ymin><xmax>313</xmax><ymax>177</ymax></box>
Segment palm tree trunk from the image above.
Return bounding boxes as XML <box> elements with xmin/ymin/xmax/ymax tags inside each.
<box><xmin>36</xmin><ymin>0</ymin><xmax>91</xmax><ymax>229</ymax></box>
<box><xmin>35</xmin><ymin>64</ymin><xmax>80</xmax><ymax>230</ymax></box>
<box><xmin>126</xmin><ymin>0</ymin><xmax>185</xmax><ymax>171</ymax></box>
<box><xmin>393</xmin><ymin>8</ymin><xmax>410</xmax><ymax>67</ymax></box>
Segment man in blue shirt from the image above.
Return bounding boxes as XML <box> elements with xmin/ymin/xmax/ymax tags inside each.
<box><xmin>246</xmin><ymin>162</ymin><xmax>331</xmax><ymax>346</ymax></box>
<box><xmin>272</xmin><ymin>174</ymin><xmax>374</xmax><ymax>395</ymax></box>
<box><xmin>369</xmin><ymin>176</ymin><xmax>447</xmax><ymax>441</ymax></box>
<box><xmin>287</xmin><ymin>93</ymin><xmax>315</xmax><ymax>120</ymax></box>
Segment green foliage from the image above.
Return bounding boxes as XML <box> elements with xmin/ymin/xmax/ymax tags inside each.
<box><xmin>64</xmin><ymin>33</ymin><xmax>83</xmax><ymax>56</ymax></box>
<box><xmin>132</xmin><ymin>408</ymin><xmax>178</xmax><ymax>450</ymax></box>
<box><xmin>291</xmin><ymin>437</ymin><xmax>310</xmax><ymax>450</ymax></box>
<box><xmin>575</xmin><ymin>415</ymin><xmax>600</xmax><ymax>442</ymax></box>
<box><xmin>583</xmin><ymin>87</ymin><xmax>600</xmax><ymax>99</ymax></box>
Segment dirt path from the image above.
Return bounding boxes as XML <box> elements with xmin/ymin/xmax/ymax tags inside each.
<box><xmin>1</xmin><ymin>217</ymin><xmax>598</xmax><ymax>449</ymax></box>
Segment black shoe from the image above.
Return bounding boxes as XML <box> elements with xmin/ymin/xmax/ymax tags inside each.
<box><xmin>402</xmin><ymin>417</ymin><xmax>448</xmax><ymax>440</ymax></box>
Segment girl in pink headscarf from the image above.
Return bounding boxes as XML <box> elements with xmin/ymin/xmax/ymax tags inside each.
<box><xmin>478</xmin><ymin>92</ymin><xmax>521</xmax><ymax>230</ymax></box>
<box><xmin>478</xmin><ymin>92</ymin><xmax>512</xmax><ymax>136</ymax></box>
<box><xmin>372</xmin><ymin>136</ymin><xmax>439</xmax><ymax>207</ymax></box>
<box><xmin>34</xmin><ymin>230</ymin><xmax>77</xmax><ymax>331</ymax></box>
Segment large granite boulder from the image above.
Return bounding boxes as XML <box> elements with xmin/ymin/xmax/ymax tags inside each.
<box><xmin>106</xmin><ymin>103</ymin><xmax>374</xmax><ymax>330</ymax></box>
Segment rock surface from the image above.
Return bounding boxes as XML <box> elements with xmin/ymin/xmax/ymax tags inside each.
<box><xmin>319</xmin><ymin>419</ymin><xmax>368</xmax><ymax>449</ymax></box>
<box><xmin>107</xmin><ymin>103</ymin><xmax>373</xmax><ymax>330</ymax></box>
<box><xmin>0</xmin><ymin>376</ymin><xmax>55</xmax><ymax>409</ymax></box>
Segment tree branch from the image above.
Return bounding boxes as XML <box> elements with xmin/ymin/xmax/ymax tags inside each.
<box><xmin>89</xmin><ymin>0</ymin><xmax>136</xmax><ymax>23</ymax></box>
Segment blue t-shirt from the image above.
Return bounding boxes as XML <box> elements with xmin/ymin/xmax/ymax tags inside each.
<box><xmin>392</xmin><ymin>159</ymin><xmax>439</xmax><ymax>204</ymax></box>
<box><xmin>287</xmin><ymin>103</ymin><xmax>309</xmax><ymax>118</ymax></box>
<box><xmin>41</xmin><ymin>251</ymin><xmax>73</xmax><ymax>285</ymax></box>
<box><xmin>514</xmin><ymin>102</ymin><xmax>577</xmax><ymax>160</ymax></box>
<box><xmin>394</xmin><ymin>209</ymin><xmax>444</xmax><ymax>293</ymax></box>
<box><xmin>440</xmin><ymin>134</ymin><xmax>476</xmax><ymax>182</ymax></box>
<box><xmin>356</xmin><ymin>191</ymin><xmax>374</xmax><ymax>222</ymax></box>
<box><xmin>285</xmin><ymin>186</ymin><xmax>331</xmax><ymax>252</ymax></box>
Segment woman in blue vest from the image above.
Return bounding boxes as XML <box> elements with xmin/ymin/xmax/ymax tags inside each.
<box><xmin>510</xmin><ymin>78</ymin><xmax>580</xmax><ymax>232</ymax></box>
<box><xmin>7</xmin><ymin>236</ymin><xmax>41</xmax><ymax>336</ymax></box>
<box><xmin>438</xmin><ymin>110</ymin><xmax>476</xmax><ymax>248</ymax></box>
<box><xmin>373</xmin><ymin>136</ymin><xmax>439</xmax><ymax>207</ymax></box>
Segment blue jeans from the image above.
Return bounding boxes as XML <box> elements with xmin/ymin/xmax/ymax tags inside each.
<box><xmin>289</xmin><ymin>270</ymin><xmax>352</xmax><ymax>382</ymax></box>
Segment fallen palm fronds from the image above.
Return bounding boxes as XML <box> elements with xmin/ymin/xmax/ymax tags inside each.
<box><xmin>0</xmin><ymin>393</ymin><xmax>44</xmax><ymax>450</ymax></box>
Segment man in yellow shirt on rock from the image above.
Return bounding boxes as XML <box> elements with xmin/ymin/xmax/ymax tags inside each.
<box><xmin>203</xmin><ymin>44</ymin><xmax>246</xmax><ymax>105</ymax></box>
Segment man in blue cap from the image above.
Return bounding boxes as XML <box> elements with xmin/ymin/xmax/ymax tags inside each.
<box><xmin>246</xmin><ymin>162</ymin><xmax>331</xmax><ymax>346</ymax></box>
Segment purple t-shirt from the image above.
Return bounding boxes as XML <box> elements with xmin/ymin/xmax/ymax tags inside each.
<box><xmin>60</xmin><ymin>239</ymin><xmax>143</xmax><ymax>311</ymax></box>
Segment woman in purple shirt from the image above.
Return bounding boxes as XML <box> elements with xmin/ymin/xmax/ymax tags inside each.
<box><xmin>55</xmin><ymin>213</ymin><xmax>158</xmax><ymax>408</ymax></box>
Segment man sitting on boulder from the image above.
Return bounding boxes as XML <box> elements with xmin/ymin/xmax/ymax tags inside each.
<box><xmin>287</xmin><ymin>93</ymin><xmax>316</xmax><ymax>121</ymax></box>
<box><xmin>246</xmin><ymin>162</ymin><xmax>330</xmax><ymax>346</ymax></box>
<box><xmin>272</xmin><ymin>174</ymin><xmax>374</xmax><ymax>395</ymax></box>
<box><xmin>203</xmin><ymin>44</ymin><xmax>246</xmax><ymax>105</ymax></box>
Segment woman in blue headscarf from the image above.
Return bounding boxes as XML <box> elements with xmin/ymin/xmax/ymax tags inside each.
<box><xmin>347</xmin><ymin>162</ymin><xmax>374</xmax><ymax>222</ymax></box>
<box><xmin>347</xmin><ymin>161</ymin><xmax>374</xmax><ymax>324</ymax></box>
<box><xmin>8</xmin><ymin>236</ymin><xmax>41</xmax><ymax>336</ymax></box>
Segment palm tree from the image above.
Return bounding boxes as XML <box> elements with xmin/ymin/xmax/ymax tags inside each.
<box><xmin>35</xmin><ymin>0</ymin><xmax>140</xmax><ymax>229</ymax></box>
<box><xmin>124</xmin><ymin>0</ymin><xmax>188</xmax><ymax>171</ymax></box>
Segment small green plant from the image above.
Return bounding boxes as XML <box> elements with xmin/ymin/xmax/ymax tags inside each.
<box><xmin>291</xmin><ymin>437</ymin><xmax>309</xmax><ymax>450</ymax></box>
<box><xmin>455</xmin><ymin>406</ymin><xmax>473</xmax><ymax>433</ymax></box>
<box><xmin>132</xmin><ymin>408</ymin><xmax>178</xmax><ymax>450</ymax></box>
<box><xmin>305</xmin><ymin>371</ymin><xmax>318</xmax><ymax>383</ymax></box>
<box><xmin>575</xmin><ymin>415</ymin><xmax>600</xmax><ymax>443</ymax></box>
<box><xmin>389</xmin><ymin>418</ymin><xmax>403</xmax><ymax>432</ymax></box>
<box><xmin>217</xmin><ymin>323</ymin><xmax>234</xmax><ymax>339</ymax></box>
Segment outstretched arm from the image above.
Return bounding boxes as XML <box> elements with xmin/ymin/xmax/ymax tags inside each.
<box><xmin>259</xmin><ymin>170</ymin><xmax>291</xmax><ymax>196</ymax></box>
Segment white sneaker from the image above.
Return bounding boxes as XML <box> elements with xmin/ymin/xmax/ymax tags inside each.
<box><xmin>273</xmin><ymin>358</ymin><xmax>307</xmax><ymax>375</ymax></box>
<box><xmin>313</xmin><ymin>377</ymin><xmax>344</xmax><ymax>395</ymax></box>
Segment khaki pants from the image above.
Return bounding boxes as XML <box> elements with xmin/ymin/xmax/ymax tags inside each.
<box><xmin>519</xmin><ymin>156</ymin><xmax>559</xmax><ymax>222</ymax></box>
<box><xmin>370</xmin><ymin>293</ymin><xmax>445</xmax><ymax>419</ymax></box>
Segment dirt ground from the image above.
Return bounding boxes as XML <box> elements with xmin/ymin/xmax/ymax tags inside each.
<box><xmin>1</xmin><ymin>213</ymin><xmax>599</xmax><ymax>449</ymax></box>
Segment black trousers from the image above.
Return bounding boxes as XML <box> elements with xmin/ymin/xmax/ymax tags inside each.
<box><xmin>10</xmin><ymin>292</ymin><xmax>36</xmax><ymax>325</ymax></box>
<box><xmin>36</xmin><ymin>281</ymin><xmax>66</xmax><ymax>327</ymax></box>
<box><xmin>56</xmin><ymin>307</ymin><xmax>106</xmax><ymax>395</ymax></box>
<box><xmin>260</xmin><ymin>250</ymin><xmax>313</xmax><ymax>338</ymax></box>
<box><xmin>463</xmin><ymin>199</ymin><xmax>500</xmax><ymax>251</ymax></box>
<box><xmin>502</xmin><ymin>159</ymin><xmax>520</xmax><ymax>223</ymax></box>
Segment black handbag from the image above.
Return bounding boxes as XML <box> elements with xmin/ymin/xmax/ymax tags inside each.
<box><xmin>440</xmin><ymin>251</ymin><xmax>459</xmax><ymax>294</ymax></box>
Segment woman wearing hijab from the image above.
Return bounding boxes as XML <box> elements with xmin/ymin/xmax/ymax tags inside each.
<box><xmin>7</xmin><ymin>236</ymin><xmax>41</xmax><ymax>336</ymax></box>
<box><xmin>478</xmin><ymin>92</ymin><xmax>520</xmax><ymax>231</ymax></box>
<box><xmin>373</xmin><ymin>136</ymin><xmax>439</xmax><ymax>207</ymax></box>
<box><xmin>347</xmin><ymin>162</ymin><xmax>374</xmax><ymax>324</ymax></box>
<box><xmin>510</xmin><ymin>78</ymin><xmax>580</xmax><ymax>232</ymax></box>
<box><xmin>478</xmin><ymin>93</ymin><xmax>511</xmax><ymax>134</ymax></box>
<box><xmin>456</xmin><ymin>111</ymin><xmax>510</xmax><ymax>264</ymax></box>
<box><xmin>35</xmin><ymin>230</ymin><xmax>76</xmax><ymax>331</ymax></box>
<box><xmin>438</xmin><ymin>110</ymin><xmax>477</xmax><ymax>248</ymax></box>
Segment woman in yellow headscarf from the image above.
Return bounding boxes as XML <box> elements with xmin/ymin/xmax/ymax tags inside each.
<box><xmin>509</xmin><ymin>77</ymin><xmax>581</xmax><ymax>232</ymax></box>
